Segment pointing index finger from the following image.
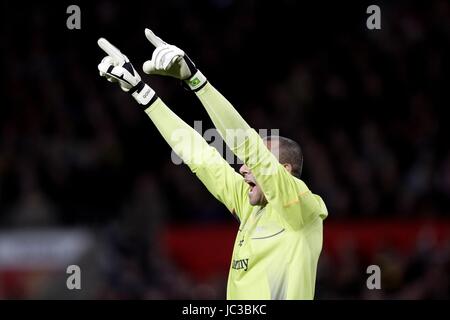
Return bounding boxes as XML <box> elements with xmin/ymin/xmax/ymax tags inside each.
<box><xmin>145</xmin><ymin>28</ymin><xmax>166</xmax><ymax>47</ymax></box>
<box><xmin>97</xmin><ymin>38</ymin><xmax>124</xmax><ymax>63</ymax></box>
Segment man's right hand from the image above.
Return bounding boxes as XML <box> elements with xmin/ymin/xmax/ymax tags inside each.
<box><xmin>97</xmin><ymin>37</ymin><xmax>156</xmax><ymax>107</ymax></box>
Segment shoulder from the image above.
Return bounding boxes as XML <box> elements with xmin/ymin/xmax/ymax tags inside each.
<box><xmin>291</xmin><ymin>177</ymin><xmax>328</xmax><ymax>220</ymax></box>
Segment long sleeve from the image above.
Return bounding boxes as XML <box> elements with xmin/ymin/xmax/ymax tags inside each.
<box><xmin>144</xmin><ymin>98</ymin><xmax>249</xmax><ymax>221</ymax></box>
<box><xmin>194</xmin><ymin>83</ymin><xmax>252</xmax><ymax>149</ymax></box>
<box><xmin>195</xmin><ymin>83</ymin><xmax>327</xmax><ymax>228</ymax></box>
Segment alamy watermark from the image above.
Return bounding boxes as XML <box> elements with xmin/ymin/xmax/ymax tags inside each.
<box><xmin>66</xmin><ymin>264</ymin><xmax>81</xmax><ymax>290</ymax></box>
<box><xmin>169</xmin><ymin>122</ymin><xmax>281</xmax><ymax>175</ymax></box>
<box><xmin>366</xmin><ymin>5</ymin><xmax>381</xmax><ymax>30</ymax></box>
<box><xmin>64</xmin><ymin>263</ymin><xmax>381</xmax><ymax>292</ymax></box>
<box><xmin>66</xmin><ymin>5</ymin><xmax>81</xmax><ymax>30</ymax></box>
<box><xmin>366</xmin><ymin>264</ymin><xmax>381</xmax><ymax>290</ymax></box>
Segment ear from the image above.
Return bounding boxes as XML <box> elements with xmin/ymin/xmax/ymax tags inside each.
<box><xmin>282</xmin><ymin>163</ymin><xmax>293</xmax><ymax>174</ymax></box>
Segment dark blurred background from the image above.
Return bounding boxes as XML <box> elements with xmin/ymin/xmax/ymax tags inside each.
<box><xmin>0</xmin><ymin>0</ymin><xmax>449</xmax><ymax>299</ymax></box>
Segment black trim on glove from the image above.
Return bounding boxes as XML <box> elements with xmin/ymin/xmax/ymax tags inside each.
<box><xmin>184</xmin><ymin>54</ymin><xmax>198</xmax><ymax>76</ymax></box>
<box><xmin>145</xmin><ymin>94</ymin><xmax>158</xmax><ymax>107</ymax></box>
<box><xmin>129</xmin><ymin>81</ymin><xmax>146</xmax><ymax>95</ymax></box>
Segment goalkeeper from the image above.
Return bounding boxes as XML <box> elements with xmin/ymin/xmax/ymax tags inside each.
<box><xmin>97</xmin><ymin>29</ymin><xmax>328</xmax><ymax>300</ymax></box>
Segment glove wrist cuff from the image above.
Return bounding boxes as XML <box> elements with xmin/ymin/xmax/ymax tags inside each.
<box><xmin>131</xmin><ymin>81</ymin><xmax>157</xmax><ymax>106</ymax></box>
<box><xmin>183</xmin><ymin>70</ymin><xmax>208</xmax><ymax>92</ymax></box>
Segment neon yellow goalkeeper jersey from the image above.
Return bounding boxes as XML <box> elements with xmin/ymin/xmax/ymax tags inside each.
<box><xmin>145</xmin><ymin>86</ymin><xmax>328</xmax><ymax>300</ymax></box>
<box><xmin>189</xmin><ymin>128</ymin><xmax>328</xmax><ymax>300</ymax></box>
<box><xmin>226</xmin><ymin>184</ymin><xmax>327</xmax><ymax>300</ymax></box>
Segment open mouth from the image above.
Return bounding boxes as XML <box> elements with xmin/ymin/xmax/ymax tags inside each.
<box><xmin>246</xmin><ymin>181</ymin><xmax>256</xmax><ymax>194</ymax></box>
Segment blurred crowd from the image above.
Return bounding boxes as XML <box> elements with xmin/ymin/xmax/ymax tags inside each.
<box><xmin>1</xmin><ymin>0</ymin><xmax>449</xmax><ymax>299</ymax></box>
<box><xmin>317</xmin><ymin>229</ymin><xmax>450</xmax><ymax>299</ymax></box>
<box><xmin>94</xmin><ymin>224</ymin><xmax>450</xmax><ymax>299</ymax></box>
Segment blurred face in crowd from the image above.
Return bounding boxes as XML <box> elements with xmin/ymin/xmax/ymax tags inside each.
<box><xmin>239</xmin><ymin>139</ymin><xmax>294</xmax><ymax>206</ymax></box>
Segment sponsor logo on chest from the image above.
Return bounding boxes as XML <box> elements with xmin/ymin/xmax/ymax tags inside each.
<box><xmin>232</xmin><ymin>258</ymin><xmax>249</xmax><ymax>271</ymax></box>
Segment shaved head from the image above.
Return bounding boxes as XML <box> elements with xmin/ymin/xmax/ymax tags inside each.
<box><xmin>263</xmin><ymin>136</ymin><xmax>303</xmax><ymax>178</ymax></box>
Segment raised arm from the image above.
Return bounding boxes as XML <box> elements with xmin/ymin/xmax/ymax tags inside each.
<box><xmin>141</xmin><ymin>29</ymin><xmax>327</xmax><ymax>228</ymax></box>
<box><xmin>195</xmin><ymin>83</ymin><xmax>322</xmax><ymax>228</ymax></box>
<box><xmin>96</xmin><ymin>37</ymin><xmax>248</xmax><ymax>221</ymax></box>
<box><xmin>144</xmin><ymin>98</ymin><xmax>249</xmax><ymax>221</ymax></box>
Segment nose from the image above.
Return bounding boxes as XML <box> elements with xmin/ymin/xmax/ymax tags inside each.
<box><xmin>239</xmin><ymin>164</ymin><xmax>249</xmax><ymax>176</ymax></box>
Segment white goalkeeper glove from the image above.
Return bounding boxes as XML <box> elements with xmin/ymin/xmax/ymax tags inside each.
<box><xmin>97</xmin><ymin>38</ymin><xmax>157</xmax><ymax>106</ymax></box>
<box><xmin>142</xmin><ymin>29</ymin><xmax>208</xmax><ymax>92</ymax></box>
